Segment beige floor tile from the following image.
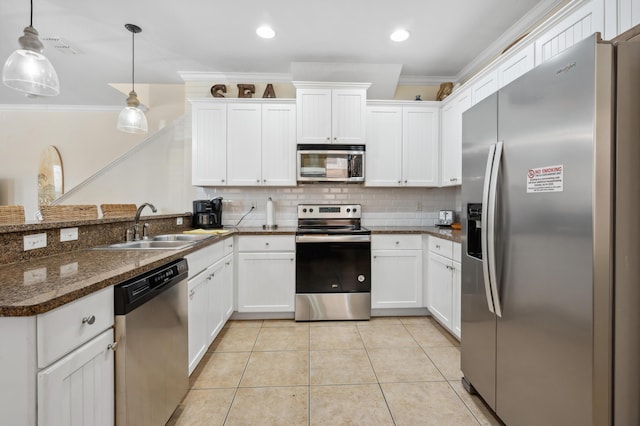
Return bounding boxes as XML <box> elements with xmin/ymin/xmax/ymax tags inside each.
<box><xmin>405</xmin><ymin>320</ymin><xmax>460</xmax><ymax>348</ymax></box>
<box><xmin>209</xmin><ymin>327</ymin><xmax>259</xmax><ymax>353</ymax></box>
<box><xmin>224</xmin><ymin>319</ymin><xmax>263</xmax><ymax>328</ymax></box>
<box><xmin>367</xmin><ymin>347</ymin><xmax>445</xmax><ymax>383</ymax></box>
<box><xmin>191</xmin><ymin>352</ymin><xmax>250</xmax><ymax>389</ymax></box>
<box><xmin>310</xmin><ymin>325</ymin><xmax>364</xmax><ymax>350</ymax></box>
<box><xmin>310</xmin><ymin>384</ymin><xmax>394</xmax><ymax>426</ymax></box>
<box><xmin>356</xmin><ymin>316</ymin><xmax>403</xmax><ymax>326</ymax></box>
<box><xmin>310</xmin><ymin>349</ymin><xmax>377</xmax><ymax>385</ymax></box>
<box><xmin>240</xmin><ymin>351</ymin><xmax>309</xmax><ymax>387</ymax></box>
<box><xmin>382</xmin><ymin>382</ymin><xmax>479</xmax><ymax>426</ymax></box>
<box><xmin>358</xmin><ymin>324</ymin><xmax>419</xmax><ymax>349</ymax></box>
<box><xmin>253</xmin><ymin>326</ymin><xmax>309</xmax><ymax>351</ymax></box>
<box><xmin>448</xmin><ymin>380</ymin><xmax>503</xmax><ymax>426</ymax></box>
<box><xmin>225</xmin><ymin>386</ymin><xmax>308</xmax><ymax>425</ymax></box>
<box><xmin>308</xmin><ymin>320</ymin><xmax>362</xmax><ymax>327</ymax></box>
<box><xmin>168</xmin><ymin>388</ymin><xmax>234</xmax><ymax>426</ymax></box>
<box><xmin>262</xmin><ymin>318</ymin><xmax>309</xmax><ymax>328</ymax></box>
<box><xmin>425</xmin><ymin>346</ymin><xmax>463</xmax><ymax>381</ymax></box>
<box><xmin>399</xmin><ymin>316</ymin><xmax>433</xmax><ymax>325</ymax></box>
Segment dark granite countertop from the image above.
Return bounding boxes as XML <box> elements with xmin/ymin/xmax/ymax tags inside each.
<box><xmin>0</xmin><ymin>225</ymin><xmax>461</xmax><ymax>317</ymax></box>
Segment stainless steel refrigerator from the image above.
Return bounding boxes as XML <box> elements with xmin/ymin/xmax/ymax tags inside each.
<box><xmin>461</xmin><ymin>34</ymin><xmax>640</xmax><ymax>426</ymax></box>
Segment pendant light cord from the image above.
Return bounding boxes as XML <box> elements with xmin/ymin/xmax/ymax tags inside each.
<box><xmin>131</xmin><ymin>29</ymin><xmax>135</xmax><ymax>92</ymax></box>
<box><xmin>30</xmin><ymin>0</ymin><xmax>33</xmax><ymax>26</ymax></box>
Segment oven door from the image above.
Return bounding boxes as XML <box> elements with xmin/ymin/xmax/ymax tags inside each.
<box><xmin>295</xmin><ymin>235</ymin><xmax>371</xmax><ymax>293</ymax></box>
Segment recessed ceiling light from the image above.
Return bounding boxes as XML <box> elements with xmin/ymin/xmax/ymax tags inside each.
<box><xmin>256</xmin><ymin>26</ymin><xmax>276</xmax><ymax>39</ymax></box>
<box><xmin>390</xmin><ymin>29</ymin><xmax>410</xmax><ymax>42</ymax></box>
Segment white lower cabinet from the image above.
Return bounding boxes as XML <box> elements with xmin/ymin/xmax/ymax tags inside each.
<box><xmin>37</xmin><ymin>329</ymin><xmax>114</xmax><ymax>426</ymax></box>
<box><xmin>236</xmin><ymin>236</ymin><xmax>295</xmax><ymax>312</ymax></box>
<box><xmin>371</xmin><ymin>235</ymin><xmax>423</xmax><ymax>309</ymax></box>
<box><xmin>185</xmin><ymin>239</ymin><xmax>235</xmax><ymax>375</ymax></box>
<box><xmin>426</xmin><ymin>237</ymin><xmax>462</xmax><ymax>339</ymax></box>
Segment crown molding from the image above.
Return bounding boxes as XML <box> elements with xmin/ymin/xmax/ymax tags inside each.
<box><xmin>0</xmin><ymin>104</ymin><xmax>121</xmax><ymax>112</ymax></box>
<box><xmin>179</xmin><ymin>71</ymin><xmax>293</xmax><ymax>83</ymax></box>
<box><xmin>397</xmin><ymin>75</ymin><xmax>457</xmax><ymax>86</ymax></box>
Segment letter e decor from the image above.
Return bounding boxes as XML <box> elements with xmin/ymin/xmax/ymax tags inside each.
<box><xmin>237</xmin><ymin>84</ymin><xmax>255</xmax><ymax>98</ymax></box>
<box><xmin>210</xmin><ymin>84</ymin><xmax>227</xmax><ymax>97</ymax></box>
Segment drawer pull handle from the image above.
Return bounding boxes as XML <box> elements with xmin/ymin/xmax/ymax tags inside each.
<box><xmin>108</xmin><ymin>341</ymin><xmax>119</xmax><ymax>351</ymax></box>
<box><xmin>436</xmin><ymin>245</ymin><xmax>441</xmax><ymax>249</ymax></box>
<box><xmin>265</xmin><ymin>242</ymin><xmax>270</xmax><ymax>246</ymax></box>
<box><xmin>82</xmin><ymin>315</ymin><xmax>96</xmax><ymax>325</ymax></box>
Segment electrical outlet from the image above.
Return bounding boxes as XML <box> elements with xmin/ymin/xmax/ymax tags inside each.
<box><xmin>24</xmin><ymin>233</ymin><xmax>47</xmax><ymax>251</ymax></box>
<box><xmin>60</xmin><ymin>227</ymin><xmax>78</xmax><ymax>242</ymax></box>
<box><xmin>176</xmin><ymin>217</ymin><xmax>183</xmax><ymax>225</ymax></box>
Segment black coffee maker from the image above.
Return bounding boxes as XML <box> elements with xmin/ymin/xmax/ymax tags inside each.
<box><xmin>192</xmin><ymin>198</ymin><xmax>223</xmax><ymax>229</ymax></box>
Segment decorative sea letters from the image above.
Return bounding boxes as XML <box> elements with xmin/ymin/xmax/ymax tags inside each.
<box><xmin>210</xmin><ymin>84</ymin><xmax>227</xmax><ymax>97</ymax></box>
<box><xmin>262</xmin><ymin>84</ymin><xmax>276</xmax><ymax>98</ymax></box>
<box><xmin>237</xmin><ymin>84</ymin><xmax>256</xmax><ymax>98</ymax></box>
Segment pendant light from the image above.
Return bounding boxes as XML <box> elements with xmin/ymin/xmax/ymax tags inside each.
<box><xmin>117</xmin><ymin>23</ymin><xmax>148</xmax><ymax>134</ymax></box>
<box><xmin>2</xmin><ymin>0</ymin><xmax>60</xmax><ymax>97</ymax></box>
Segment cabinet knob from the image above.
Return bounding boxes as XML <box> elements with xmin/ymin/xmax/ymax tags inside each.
<box><xmin>107</xmin><ymin>341</ymin><xmax>119</xmax><ymax>351</ymax></box>
<box><xmin>263</xmin><ymin>179</ymin><xmax>267</xmax><ymax>183</ymax></box>
<box><xmin>290</xmin><ymin>258</ymin><xmax>294</xmax><ymax>261</ymax></box>
<box><xmin>333</xmin><ymin>137</ymin><xmax>337</xmax><ymax>141</ymax></box>
<box><xmin>398</xmin><ymin>180</ymin><xmax>402</xmax><ymax>184</ymax></box>
<box><xmin>395</xmin><ymin>241</ymin><xmax>399</xmax><ymax>245</ymax></box>
<box><xmin>257</xmin><ymin>179</ymin><xmax>260</xmax><ymax>183</ymax></box>
<box><xmin>265</xmin><ymin>242</ymin><xmax>270</xmax><ymax>246</ymax></box>
<box><xmin>225</xmin><ymin>262</ymin><xmax>230</xmax><ymax>266</ymax></box>
<box><xmin>404</xmin><ymin>180</ymin><xmax>408</xmax><ymax>183</ymax></box>
<box><xmin>326</xmin><ymin>137</ymin><xmax>331</xmax><ymax>141</ymax></box>
<box><xmin>221</xmin><ymin>179</ymin><xmax>225</xmax><ymax>183</ymax></box>
<box><xmin>373</xmin><ymin>255</ymin><xmax>377</xmax><ymax>259</ymax></box>
<box><xmin>82</xmin><ymin>315</ymin><xmax>96</xmax><ymax>325</ymax></box>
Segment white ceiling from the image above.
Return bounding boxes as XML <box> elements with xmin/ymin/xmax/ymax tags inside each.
<box><xmin>0</xmin><ymin>0</ymin><xmax>565</xmax><ymax>107</ymax></box>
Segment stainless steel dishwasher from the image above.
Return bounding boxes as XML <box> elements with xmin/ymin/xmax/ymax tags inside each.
<box><xmin>113</xmin><ymin>258</ymin><xmax>189</xmax><ymax>426</ymax></box>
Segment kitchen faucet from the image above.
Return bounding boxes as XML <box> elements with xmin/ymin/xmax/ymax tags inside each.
<box><xmin>134</xmin><ymin>203</ymin><xmax>157</xmax><ymax>240</ymax></box>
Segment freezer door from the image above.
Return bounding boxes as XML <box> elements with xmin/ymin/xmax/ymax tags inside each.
<box><xmin>495</xmin><ymin>35</ymin><xmax>612</xmax><ymax>426</ymax></box>
<box><xmin>460</xmin><ymin>93</ymin><xmax>498</xmax><ymax>409</ymax></box>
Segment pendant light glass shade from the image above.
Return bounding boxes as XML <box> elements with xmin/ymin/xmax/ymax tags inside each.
<box><xmin>118</xmin><ymin>24</ymin><xmax>147</xmax><ymax>134</ymax></box>
<box><xmin>117</xmin><ymin>91</ymin><xmax>148</xmax><ymax>134</ymax></box>
<box><xmin>3</xmin><ymin>23</ymin><xmax>60</xmax><ymax>97</ymax></box>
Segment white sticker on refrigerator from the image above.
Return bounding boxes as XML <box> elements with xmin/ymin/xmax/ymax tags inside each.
<box><xmin>527</xmin><ymin>165</ymin><xmax>563</xmax><ymax>193</ymax></box>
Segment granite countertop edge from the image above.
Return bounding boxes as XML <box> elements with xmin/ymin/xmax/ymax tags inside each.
<box><xmin>0</xmin><ymin>226</ymin><xmax>461</xmax><ymax>317</ymax></box>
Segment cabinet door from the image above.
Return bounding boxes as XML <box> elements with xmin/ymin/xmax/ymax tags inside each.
<box><xmin>188</xmin><ymin>269</ymin><xmax>209</xmax><ymax>375</ymax></box>
<box><xmin>192</xmin><ymin>102</ymin><xmax>227</xmax><ymax>186</ymax></box>
<box><xmin>227</xmin><ymin>103</ymin><xmax>262</xmax><ymax>186</ymax></box>
<box><xmin>498</xmin><ymin>44</ymin><xmax>535</xmax><ymax>89</ymax></box>
<box><xmin>452</xmin><ymin>260</ymin><xmax>461</xmax><ymax>340</ymax></box>
<box><xmin>221</xmin><ymin>254</ymin><xmax>234</xmax><ymax>321</ymax></box>
<box><xmin>402</xmin><ymin>106</ymin><xmax>439</xmax><ymax>186</ymax></box>
<box><xmin>332</xmin><ymin>89</ymin><xmax>366</xmax><ymax>144</ymax></box>
<box><xmin>440</xmin><ymin>90</ymin><xmax>471</xmax><ymax>187</ymax></box>
<box><xmin>262</xmin><ymin>103</ymin><xmax>296</xmax><ymax>186</ymax></box>
<box><xmin>37</xmin><ymin>329</ymin><xmax>114</xmax><ymax>426</ymax></box>
<box><xmin>207</xmin><ymin>259</ymin><xmax>226</xmax><ymax>345</ymax></box>
<box><xmin>365</xmin><ymin>106</ymin><xmax>403</xmax><ymax>186</ymax></box>
<box><xmin>427</xmin><ymin>252</ymin><xmax>453</xmax><ymax>329</ymax></box>
<box><xmin>471</xmin><ymin>70</ymin><xmax>498</xmax><ymax>106</ymax></box>
<box><xmin>297</xmin><ymin>89</ymin><xmax>332</xmax><ymax>144</ymax></box>
<box><xmin>372</xmin><ymin>250</ymin><xmax>422</xmax><ymax>309</ymax></box>
<box><xmin>237</xmin><ymin>252</ymin><xmax>296</xmax><ymax>312</ymax></box>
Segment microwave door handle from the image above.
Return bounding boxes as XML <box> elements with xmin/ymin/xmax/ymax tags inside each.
<box><xmin>487</xmin><ymin>141</ymin><xmax>503</xmax><ymax>317</ymax></box>
<box><xmin>481</xmin><ymin>144</ymin><xmax>496</xmax><ymax>315</ymax></box>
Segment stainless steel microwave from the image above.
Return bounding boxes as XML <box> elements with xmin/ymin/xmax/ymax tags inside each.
<box><xmin>297</xmin><ymin>144</ymin><xmax>365</xmax><ymax>183</ymax></box>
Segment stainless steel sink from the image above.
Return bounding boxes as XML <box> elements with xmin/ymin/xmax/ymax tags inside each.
<box><xmin>151</xmin><ymin>234</ymin><xmax>212</xmax><ymax>242</ymax></box>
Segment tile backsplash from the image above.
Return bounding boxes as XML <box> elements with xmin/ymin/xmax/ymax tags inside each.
<box><xmin>197</xmin><ymin>185</ymin><xmax>461</xmax><ymax>227</ymax></box>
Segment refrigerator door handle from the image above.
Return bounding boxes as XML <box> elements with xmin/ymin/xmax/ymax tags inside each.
<box><xmin>481</xmin><ymin>144</ymin><xmax>497</xmax><ymax>314</ymax></box>
<box><xmin>487</xmin><ymin>141</ymin><xmax>503</xmax><ymax>317</ymax></box>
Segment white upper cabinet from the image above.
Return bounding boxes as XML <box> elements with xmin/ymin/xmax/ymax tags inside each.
<box><xmin>295</xmin><ymin>83</ymin><xmax>369</xmax><ymax>144</ymax></box>
<box><xmin>471</xmin><ymin>70</ymin><xmax>498</xmax><ymax>106</ymax></box>
<box><xmin>191</xmin><ymin>100</ymin><xmax>296</xmax><ymax>187</ymax></box>
<box><xmin>191</xmin><ymin>102</ymin><xmax>227</xmax><ymax>186</ymax></box>
<box><xmin>366</xmin><ymin>102</ymin><xmax>439</xmax><ymax>187</ymax></box>
<box><xmin>440</xmin><ymin>89</ymin><xmax>471</xmax><ymax>187</ymax></box>
<box><xmin>535</xmin><ymin>0</ymin><xmax>604</xmax><ymax>65</ymax></box>
<box><xmin>261</xmin><ymin>103</ymin><xmax>297</xmax><ymax>186</ymax></box>
<box><xmin>498</xmin><ymin>44</ymin><xmax>535</xmax><ymax>89</ymax></box>
<box><xmin>608</xmin><ymin>0</ymin><xmax>640</xmax><ymax>37</ymax></box>
<box><xmin>227</xmin><ymin>103</ymin><xmax>262</xmax><ymax>186</ymax></box>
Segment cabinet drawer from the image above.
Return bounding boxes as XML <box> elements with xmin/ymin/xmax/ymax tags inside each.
<box><xmin>372</xmin><ymin>234</ymin><xmax>421</xmax><ymax>250</ymax></box>
<box><xmin>185</xmin><ymin>241</ymin><xmax>224</xmax><ymax>278</ymax></box>
<box><xmin>237</xmin><ymin>235</ymin><xmax>295</xmax><ymax>252</ymax></box>
<box><xmin>37</xmin><ymin>286</ymin><xmax>114</xmax><ymax>368</ymax></box>
<box><xmin>453</xmin><ymin>242</ymin><xmax>462</xmax><ymax>263</ymax></box>
<box><xmin>428</xmin><ymin>237</ymin><xmax>453</xmax><ymax>259</ymax></box>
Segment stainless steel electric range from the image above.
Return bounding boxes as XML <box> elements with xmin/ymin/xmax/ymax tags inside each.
<box><xmin>295</xmin><ymin>204</ymin><xmax>371</xmax><ymax>321</ymax></box>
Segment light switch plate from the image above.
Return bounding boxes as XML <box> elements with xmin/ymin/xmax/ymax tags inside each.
<box><xmin>60</xmin><ymin>227</ymin><xmax>79</xmax><ymax>242</ymax></box>
<box><xmin>24</xmin><ymin>233</ymin><xmax>47</xmax><ymax>251</ymax></box>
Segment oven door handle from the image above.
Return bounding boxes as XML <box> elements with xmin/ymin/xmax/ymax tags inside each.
<box><xmin>295</xmin><ymin>235</ymin><xmax>371</xmax><ymax>243</ymax></box>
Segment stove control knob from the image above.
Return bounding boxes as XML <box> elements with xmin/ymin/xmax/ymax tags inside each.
<box><xmin>358</xmin><ymin>275</ymin><xmax>366</xmax><ymax>283</ymax></box>
<box><xmin>310</xmin><ymin>208</ymin><xmax>314</xmax><ymax>213</ymax></box>
<box><xmin>353</xmin><ymin>208</ymin><xmax>357</xmax><ymax>213</ymax></box>
<box><xmin>303</xmin><ymin>208</ymin><xmax>307</xmax><ymax>213</ymax></box>
<box><xmin>347</xmin><ymin>208</ymin><xmax>351</xmax><ymax>213</ymax></box>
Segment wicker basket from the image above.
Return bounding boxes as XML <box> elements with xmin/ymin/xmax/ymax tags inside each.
<box><xmin>40</xmin><ymin>205</ymin><xmax>99</xmax><ymax>222</ymax></box>
<box><xmin>100</xmin><ymin>204</ymin><xmax>137</xmax><ymax>218</ymax></box>
<box><xmin>0</xmin><ymin>205</ymin><xmax>25</xmax><ymax>224</ymax></box>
